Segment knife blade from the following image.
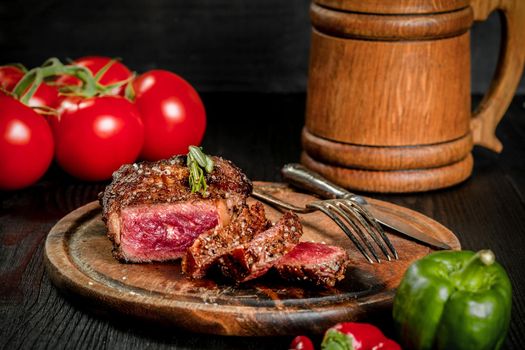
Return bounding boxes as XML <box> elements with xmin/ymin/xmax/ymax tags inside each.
<box><xmin>363</xmin><ymin>205</ymin><xmax>451</xmax><ymax>250</ymax></box>
<box><xmin>281</xmin><ymin>163</ymin><xmax>452</xmax><ymax>250</ymax></box>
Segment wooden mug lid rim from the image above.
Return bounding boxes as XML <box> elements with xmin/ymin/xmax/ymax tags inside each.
<box><xmin>314</xmin><ymin>0</ymin><xmax>470</xmax><ymax>14</ymax></box>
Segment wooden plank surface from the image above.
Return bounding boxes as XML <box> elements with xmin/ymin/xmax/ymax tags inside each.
<box><xmin>1</xmin><ymin>94</ymin><xmax>524</xmax><ymax>348</ymax></box>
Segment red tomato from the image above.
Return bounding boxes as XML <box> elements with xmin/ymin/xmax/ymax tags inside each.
<box><xmin>56</xmin><ymin>56</ymin><xmax>132</xmax><ymax>95</ymax></box>
<box><xmin>0</xmin><ymin>95</ymin><xmax>54</xmax><ymax>190</ymax></box>
<box><xmin>289</xmin><ymin>336</ymin><xmax>315</xmax><ymax>350</ymax></box>
<box><xmin>0</xmin><ymin>66</ymin><xmax>24</xmax><ymax>91</ymax></box>
<box><xmin>0</xmin><ymin>65</ymin><xmax>60</xmax><ymax>110</ymax></box>
<box><xmin>28</xmin><ymin>83</ymin><xmax>60</xmax><ymax>110</ymax></box>
<box><xmin>133</xmin><ymin>70</ymin><xmax>206</xmax><ymax>160</ymax></box>
<box><xmin>55</xmin><ymin>96</ymin><xmax>144</xmax><ymax>181</ymax></box>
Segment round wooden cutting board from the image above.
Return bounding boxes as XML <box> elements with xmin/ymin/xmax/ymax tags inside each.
<box><xmin>44</xmin><ymin>182</ymin><xmax>460</xmax><ymax>336</ymax></box>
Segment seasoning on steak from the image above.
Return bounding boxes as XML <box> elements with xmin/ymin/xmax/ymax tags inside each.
<box><xmin>274</xmin><ymin>242</ymin><xmax>349</xmax><ymax>288</ymax></box>
<box><xmin>99</xmin><ymin>155</ymin><xmax>252</xmax><ymax>262</ymax></box>
<box><xmin>182</xmin><ymin>202</ymin><xmax>271</xmax><ymax>278</ymax></box>
<box><xmin>218</xmin><ymin>211</ymin><xmax>303</xmax><ymax>282</ymax></box>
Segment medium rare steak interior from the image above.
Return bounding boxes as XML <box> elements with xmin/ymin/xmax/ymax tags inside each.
<box><xmin>100</xmin><ymin>155</ymin><xmax>251</xmax><ymax>262</ymax></box>
<box><xmin>274</xmin><ymin>242</ymin><xmax>350</xmax><ymax>287</ymax></box>
<box><xmin>119</xmin><ymin>201</ymin><xmax>225</xmax><ymax>262</ymax></box>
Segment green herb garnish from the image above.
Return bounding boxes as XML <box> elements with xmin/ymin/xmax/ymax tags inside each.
<box><xmin>187</xmin><ymin>146</ymin><xmax>214</xmax><ymax>196</ymax></box>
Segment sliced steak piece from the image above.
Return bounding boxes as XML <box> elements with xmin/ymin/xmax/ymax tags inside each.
<box><xmin>182</xmin><ymin>202</ymin><xmax>270</xmax><ymax>278</ymax></box>
<box><xmin>274</xmin><ymin>242</ymin><xmax>349</xmax><ymax>288</ymax></box>
<box><xmin>118</xmin><ymin>200</ymin><xmax>230</xmax><ymax>262</ymax></box>
<box><xmin>218</xmin><ymin>211</ymin><xmax>303</xmax><ymax>282</ymax></box>
<box><xmin>99</xmin><ymin>155</ymin><xmax>252</xmax><ymax>262</ymax></box>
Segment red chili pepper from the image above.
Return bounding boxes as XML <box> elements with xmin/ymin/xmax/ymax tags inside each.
<box><xmin>290</xmin><ymin>335</ymin><xmax>315</xmax><ymax>350</ymax></box>
<box><xmin>321</xmin><ymin>322</ymin><xmax>401</xmax><ymax>350</ymax></box>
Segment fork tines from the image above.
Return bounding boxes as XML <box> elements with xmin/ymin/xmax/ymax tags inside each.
<box><xmin>251</xmin><ymin>189</ymin><xmax>398</xmax><ymax>264</ymax></box>
<box><xmin>307</xmin><ymin>199</ymin><xmax>398</xmax><ymax>263</ymax></box>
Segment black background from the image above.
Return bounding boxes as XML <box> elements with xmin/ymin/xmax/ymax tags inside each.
<box><xmin>1</xmin><ymin>0</ymin><xmax>524</xmax><ymax>94</ymax></box>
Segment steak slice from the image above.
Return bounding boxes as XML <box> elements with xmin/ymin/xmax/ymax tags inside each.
<box><xmin>99</xmin><ymin>155</ymin><xmax>252</xmax><ymax>262</ymax></box>
<box><xmin>218</xmin><ymin>211</ymin><xmax>303</xmax><ymax>282</ymax></box>
<box><xmin>118</xmin><ymin>200</ymin><xmax>229</xmax><ymax>262</ymax></box>
<box><xmin>182</xmin><ymin>202</ymin><xmax>270</xmax><ymax>278</ymax></box>
<box><xmin>274</xmin><ymin>242</ymin><xmax>349</xmax><ymax>287</ymax></box>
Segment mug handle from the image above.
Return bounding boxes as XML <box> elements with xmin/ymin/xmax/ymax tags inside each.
<box><xmin>470</xmin><ymin>0</ymin><xmax>525</xmax><ymax>152</ymax></box>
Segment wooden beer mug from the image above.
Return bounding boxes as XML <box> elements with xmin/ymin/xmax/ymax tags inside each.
<box><xmin>302</xmin><ymin>0</ymin><xmax>525</xmax><ymax>192</ymax></box>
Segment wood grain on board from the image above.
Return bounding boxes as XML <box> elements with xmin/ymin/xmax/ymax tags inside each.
<box><xmin>44</xmin><ymin>182</ymin><xmax>459</xmax><ymax>336</ymax></box>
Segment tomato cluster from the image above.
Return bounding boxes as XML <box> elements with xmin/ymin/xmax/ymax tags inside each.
<box><xmin>0</xmin><ymin>57</ymin><xmax>206</xmax><ymax>190</ymax></box>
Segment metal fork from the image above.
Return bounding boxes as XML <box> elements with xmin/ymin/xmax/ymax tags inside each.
<box><xmin>252</xmin><ymin>188</ymin><xmax>398</xmax><ymax>263</ymax></box>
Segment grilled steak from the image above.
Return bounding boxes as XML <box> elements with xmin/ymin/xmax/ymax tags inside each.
<box><xmin>274</xmin><ymin>242</ymin><xmax>349</xmax><ymax>287</ymax></box>
<box><xmin>218</xmin><ymin>211</ymin><xmax>303</xmax><ymax>282</ymax></box>
<box><xmin>100</xmin><ymin>155</ymin><xmax>252</xmax><ymax>262</ymax></box>
<box><xmin>182</xmin><ymin>202</ymin><xmax>271</xmax><ymax>278</ymax></box>
<box><xmin>100</xmin><ymin>153</ymin><xmax>350</xmax><ymax>287</ymax></box>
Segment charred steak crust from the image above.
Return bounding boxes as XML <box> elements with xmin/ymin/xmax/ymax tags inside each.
<box><xmin>99</xmin><ymin>155</ymin><xmax>252</xmax><ymax>261</ymax></box>
<box><xmin>100</xmin><ymin>155</ymin><xmax>252</xmax><ymax>219</ymax></box>
<box><xmin>182</xmin><ymin>202</ymin><xmax>271</xmax><ymax>278</ymax></box>
<box><xmin>218</xmin><ymin>211</ymin><xmax>303</xmax><ymax>282</ymax></box>
<box><xmin>274</xmin><ymin>242</ymin><xmax>350</xmax><ymax>288</ymax></box>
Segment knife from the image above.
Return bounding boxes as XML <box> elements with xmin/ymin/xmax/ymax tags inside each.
<box><xmin>281</xmin><ymin>163</ymin><xmax>452</xmax><ymax>250</ymax></box>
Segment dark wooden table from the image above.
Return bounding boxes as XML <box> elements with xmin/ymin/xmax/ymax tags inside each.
<box><xmin>1</xmin><ymin>94</ymin><xmax>524</xmax><ymax>349</ymax></box>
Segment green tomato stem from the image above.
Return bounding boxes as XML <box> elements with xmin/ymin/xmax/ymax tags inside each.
<box><xmin>11</xmin><ymin>57</ymin><xmax>104</xmax><ymax>105</ymax></box>
<box><xmin>93</xmin><ymin>59</ymin><xmax>117</xmax><ymax>81</ymax></box>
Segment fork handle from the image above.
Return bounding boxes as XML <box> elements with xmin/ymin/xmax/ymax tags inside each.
<box><xmin>281</xmin><ymin>164</ymin><xmax>367</xmax><ymax>205</ymax></box>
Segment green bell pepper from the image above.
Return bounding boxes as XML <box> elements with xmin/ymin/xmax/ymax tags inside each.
<box><xmin>393</xmin><ymin>250</ymin><xmax>512</xmax><ymax>350</ymax></box>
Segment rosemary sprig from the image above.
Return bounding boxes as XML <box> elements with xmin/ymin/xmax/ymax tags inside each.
<box><xmin>187</xmin><ymin>146</ymin><xmax>214</xmax><ymax>196</ymax></box>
